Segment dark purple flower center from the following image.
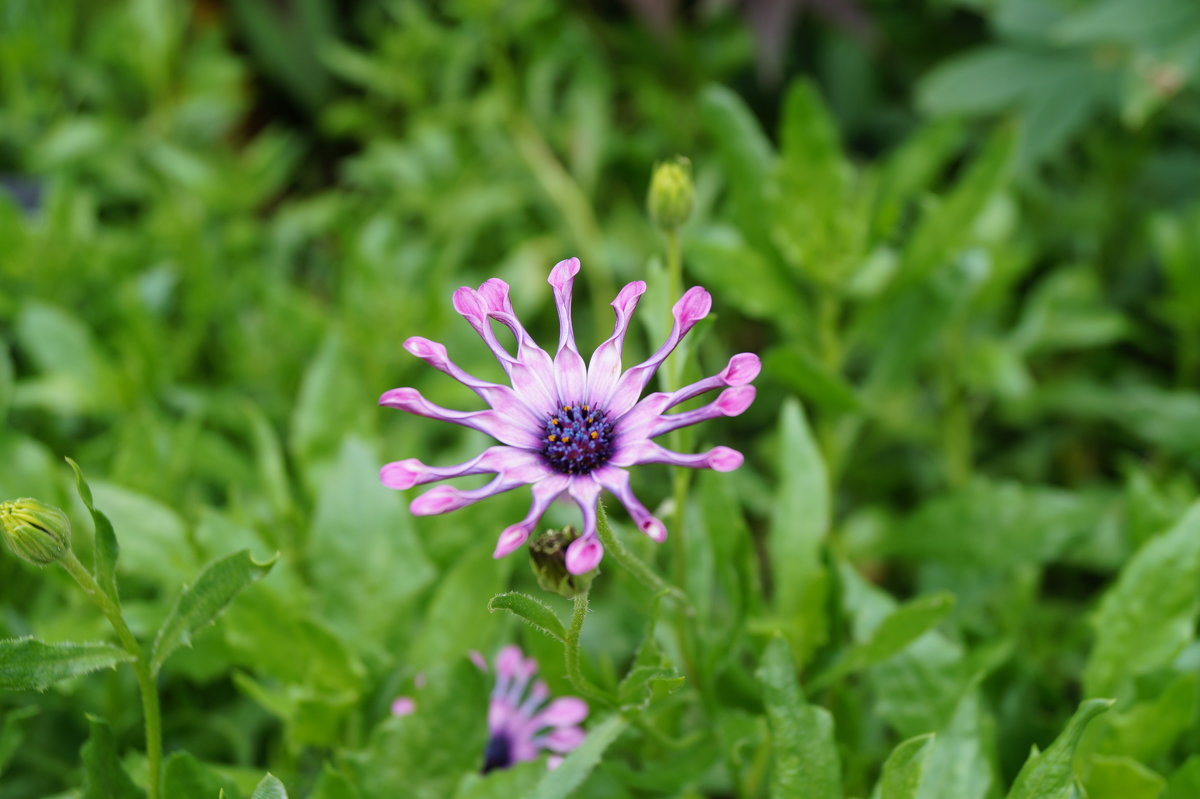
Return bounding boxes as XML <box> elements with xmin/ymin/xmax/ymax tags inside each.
<box><xmin>482</xmin><ymin>732</ymin><xmax>512</xmax><ymax>773</ymax></box>
<box><xmin>541</xmin><ymin>402</ymin><xmax>615</xmax><ymax>475</ymax></box>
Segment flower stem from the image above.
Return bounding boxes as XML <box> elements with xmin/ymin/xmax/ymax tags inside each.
<box><xmin>595</xmin><ymin>501</ymin><xmax>688</xmax><ymax>608</ymax></box>
<box><xmin>564</xmin><ymin>588</ymin><xmax>614</xmax><ymax>707</ymax></box>
<box><xmin>60</xmin><ymin>552</ymin><xmax>162</xmax><ymax>799</ymax></box>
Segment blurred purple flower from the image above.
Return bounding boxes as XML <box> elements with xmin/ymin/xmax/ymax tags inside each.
<box><xmin>481</xmin><ymin>645</ymin><xmax>587</xmax><ymax>772</ymax></box>
<box><xmin>379</xmin><ymin>258</ymin><xmax>759</xmax><ymax>574</ymax></box>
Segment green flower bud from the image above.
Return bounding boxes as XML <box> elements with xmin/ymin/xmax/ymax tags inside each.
<box><xmin>647</xmin><ymin>156</ymin><xmax>694</xmax><ymax>231</ymax></box>
<box><xmin>0</xmin><ymin>498</ymin><xmax>72</xmax><ymax>566</ymax></box>
<box><xmin>529</xmin><ymin>526</ymin><xmax>594</xmax><ymax>598</ymax></box>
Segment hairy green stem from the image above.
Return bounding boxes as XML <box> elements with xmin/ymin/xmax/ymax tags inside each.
<box><xmin>595</xmin><ymin>501</ymin><xmax>688</xmax><ymax>608</ymax></box>
<box><xmin>61</xmin><ymin>552</ymin><xmax>162</xmax><ymax>799</ymax></box>
<box><xmin>564</xmin><ymin>589</ymin><xmax>614</xmax><ymax>707</ymax></box>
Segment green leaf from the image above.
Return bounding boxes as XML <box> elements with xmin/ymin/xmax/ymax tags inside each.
<box><xmin>1100</xmin><ymin>673</ymin><xmax>1197</xmax><ymax>762</ymax></box>
<box><xmin>1082</xmin><ymin>756</ymin><xmax>1166</xmax><ymax>799</ymax></box>
<box><xmin>879</xmin><ymin>733</ymin><xmax>935</xmax><ymax>799</ymax></box>
<box><xmin>65</xmin><ymin>457</ymin><xmax>120</xmax><ymax>602</ymax></box>
<box><xmin>452</xmin><ymin>762</ymin><xmax>543</xmax><ymax>799</ymax></box>
<box><xmin>249</xmin><ymin>774</ymin><xmax>288</xmax><ymax>799</ymax></box>
<box><xmin>917</xmin><ymin>47</ymin><xmax>1050</xmax><ymax>115</ymax></box>
<box><xmin>766</xmin><ymin>400</ymin><xmax>830</xmax><ymax>662</ymax></box>
<box><xmin>1084</xmin><ymin>500</ymin><xmax>1200</xmax><ymax>697</ymax></box>
<box><xmin>409</xmin><ymin>543</ymin><xmax>509</xmax><ymax>670</ymax></box>
<box><xmin>13</xmin><ymin>300</ymin><xmax>117</xmax><ymax>415</ymax></box>
<box><xmin>1164</xmin><ymin>756</ymin><xmax>1200</xmax><ymax>799</ymax></box>
<box><xmin>699</xmin><ymin>83</ymin><xmax>775</xmax><ymax>247</ymax></box>
<box><xmin>1006</xmin><ymin>699</ymin><xmax>1113</xmax><ymax>799</ymax></box>
<box><xmin>151</xmin><ymin>549</ymin><xmax>277</xmax><ymax>674</ymax></box>
<box><xmin>487</xmin><ymin>592</ymin><xmax>566</xmax><ymax>643</ymax></box>
<box><xmin>815</xmin><ymin>592</ymin><xmax>956</xmax><ymax>688</ymax></box>
<box><xmin>0</xmin><ymin>706</ymin><xmax>37</xmax><ymax>777</ymax></box>
<box><xmin>345</xmin><ymin>659</ymin><xmax>489</xmax><ymax>798</ymax></box>
<box><xmin>81</xmin><ymin>716</ymin><xmax>145</xmax><ymax>799</ymax></box>
<box><xmin>915</xmin><ymin>692</ymin><xmax>994</xmax><ymax>799</ymax></box>
<box><xmin>897</xmin><ymin>129</ymin><xmax>1013</xmax><ymax>286</ymax></box>
<box><xmin>0</xmin><ymin>638</ymin><xmax>132</xmax><ymax>691</ymax></box>
<box><xmin>162</xmin><ymin>751</ymin><xmax>241</xmax><ymax>799</ymax></box>
<box><xmin>686</xmin><ymin>229</ymin><xmax>799</xmax><ymax>326</ymax></box>
<box><xmin>758</xmin><ymin>635</ymin><xmax>842</xmax><ymax>799</ymax></box>
<box><xmin>308</xmin><ymin>438</ymin><xmax>435</xmax><ymax>655</ymax></box>
<box><xmin>763</xmin><ymin>347</ymin><xmax>863</xmax><ymax>414</ymax></box>
<box><xmin>290</xmin><ymin>332</ymin><xmax>369</xmax><ymax>472</ymax></box>
<box><xmin>309</xmin><ymin>763</ymin><xmax>362</xmax><ymax>799</ymax></box>
<box><xmin>529</xmin><ymin>714</ymin><xmax>628</xmax><ymax>799</ymax></box>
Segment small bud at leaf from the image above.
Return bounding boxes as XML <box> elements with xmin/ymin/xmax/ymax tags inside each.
<box><xmin>529</xmin><ymin>526</ymin><xmax>595</xmax><ymax>598</ymax></box>
<box><xmin>0</xmin><ymin>498</ymin><xmax>72</xmax><ymax>566</ymax></box>
<box><xmin>647</xmin><ymin>156</ymin><xmax>694</xmax><ymax>231</ymax></box>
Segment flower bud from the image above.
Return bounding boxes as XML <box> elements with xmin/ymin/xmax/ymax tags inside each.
<box><xmin>647</xmin><ymin>156</ymin><xmax>694</xmax><ymax>231</ymax></box>
<box><xmin>0</xmin><ymin>498</ymin><xmax>71</xmax><ymax>566</ymax></box>
<box><xmin>529</xmin><ymin>526</ymin><xmax>594</xmax><ymax>598</ymax></box>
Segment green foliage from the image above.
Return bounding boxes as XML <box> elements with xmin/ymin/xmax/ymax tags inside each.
<box><xmin>1</xmin><ymin>1</ymin><xmax>1199</xmax><ymax>797</ymax></box>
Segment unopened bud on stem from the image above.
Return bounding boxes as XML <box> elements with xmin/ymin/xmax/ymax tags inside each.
<box><xmin>529</xmin><ymin>526</ymin><xmax>594</xmax><ymax>598</ymax></box>
<box><xmin>0</xmin><ymin>498</ymin><xmax>72</xmax><ymax>566</ymax></box>
<box><xmin>647</xmin><ymin>156</ymin><xmax>694</xmax><ymax>232</ymax></box>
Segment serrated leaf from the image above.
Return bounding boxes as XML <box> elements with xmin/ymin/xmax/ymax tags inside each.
<box><xmin>880</xmin><ymin>733</ymin><xmax>935</xmax><ymax>799</ymax></box>
<box><xmin>758</xmin><ymin>635</ymin><xmax>841</xmax><ymax>799</ymax></box>
<box><xmin>65</xmin><ymin>457</ymin><xmax>120</xmax><ymax>602</ymax></box>
<box><xmin>151</xmin><ymin>549</ymin><xmax>277</xmax><ymax>674</ymax></box>
<box><xmin>81</xmin><ymin>716</ymin><xmax>144</xmax><ymax>799</ymax></box>
<box><xmin>0</xmin><ymin>638</ymin><xmax>132</xmax><ymax>691</ymax></box>
<box><xmin>1006</xmin><ymin>699</ymin><xmax>1113</xmax><ymax>799</ymax></box>
<box><xmin>1084</xmin><ymin>500</ymin><xmax>1200</xmax><ymax>696</ymax></box>
<box><xmin>487</xmin><ymin>591</ymin><xmax>566</xmax><ymax>643</ymax></box>
<box><xmin>249</xmin><ymin>774</ymin><xmax>288</xmax><ymax>799</ymax></box>
<box><xmin>529</xmin><ymin>714</ymin><xmax>628</xmax><ymax>799</ymax></box>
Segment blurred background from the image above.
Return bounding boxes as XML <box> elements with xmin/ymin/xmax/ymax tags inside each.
<box><xmin>2</xmin><ymin>1</ymin><xmax>1200</xmax><ymax>797</ymax></box>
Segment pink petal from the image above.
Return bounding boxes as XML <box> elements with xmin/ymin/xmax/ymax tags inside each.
<box><xmin>469</xmin><ymin>651</ymin><xmax>489</xmax><ymax>673</ymax></box>
<box><xmin>604</xmin><ymin>286</ymin><xmax>713</xmax><ymax>417</ymax></box>
<box><xmin>492</xmin><ymin>475</ymin><xmax>571</xmax><ymax>558</ymax></box>
<box><xmin>403</xmin><ymin>336</ymin><xmax>539</xmax><ymax>422</ymax></box>
<box><xmin>593</xmin><ymin>466</ymin><xmax>668</xmax><ymax>543</ymax></box>
<box><xmin>379</xmin><ymin>387</ymin><xmax>542</xmax><ymax>449</ymax></box>
<box><xmin>409</xmin><ymin>474</ymin><xmax>526</xmax><ymax>515</ymax></box>
<box><xmin>721</xmin><ymin>352</ymin><xmax>762</xmax><ymax>386</ymax></box>
<box><xmin>663</xmin><ymin>352</ymin><xmax>763</xmax><ymax>410</ymax></box>
<box><xmin>611</xmin><ymin>441</ymin><xmax>744</xmax><ymax>472</ymax></box>
<box><xmin>380</xmin><ymin>446</ymin><xmax>538</xmax><ymax>491</ymax></box>
<box><xmin>585</xmin><ymin>281</ymin><xmax>646</xmax><ymax>408</ymax></box>
<box><xmin>650</xmin><ymin>385</ymin><xmax>757</xmax><ymax>438</ymax></box>
<box><xmin>390</xmin><ymin>696</ymin><xmax>416</xmax><ymax>716</ymax></box>
<box><xmin>539</xmin><ymin>725</ymin><xmax>586</xmax><ymax>753</ymax></box>
<box><xmin>495</xmin><ymin>645</ymin><xmax>526</xmax><ymax>679</ymax></box>
<box><xmin>534</xmin><ymin>696</ymin><xmax>588</xmax><ymax>727</ymax></box>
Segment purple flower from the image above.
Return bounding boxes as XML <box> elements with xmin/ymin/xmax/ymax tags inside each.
<box><xmin>481</xmin><ymin>645</ymin><xmax>587</xmax><ymax>771</ymax></box>
<box><xmin>380</xmin><ymin>258</ymin><xmax>759</xmax><ymax>574</ymax></box>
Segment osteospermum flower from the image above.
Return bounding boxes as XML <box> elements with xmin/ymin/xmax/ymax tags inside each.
<box><xmin>479</xmin><ymin>645</ymin><xmax>587</xmax><ymax>771</ymax></box>
<box><xmin>379</xmin><ymin>257</ymin><xmax>759</xmax><ymax>574</ymax></box>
